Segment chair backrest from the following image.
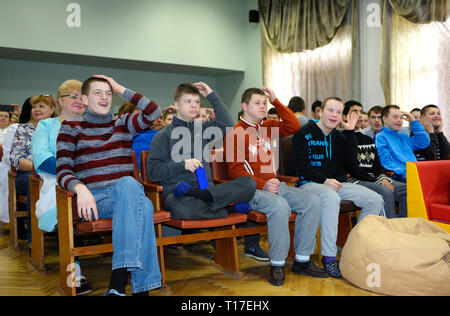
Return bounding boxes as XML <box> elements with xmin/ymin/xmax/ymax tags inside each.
<box><xmin>415</xmin><ymin>160</ymin><xmax>450</xmax><ymax>212</ymax></box>
<box><xmin>278</xmin><ymin>135</ymin><xmax>293</xmax><ymax>176</ymax></box>
<box><xmin>209</xmin><ymin>148</ymin><xmax>232</xmax><ymax>181</ymax></box>
<box><xmin>140</xmin><ymin>151</ymin><xmax>150</xmax><ymax>183</ymax></box>
<box><xmin>131</xmin><ymin>151</ymin><xmax>141</xmax><ymax>182</ymax></box>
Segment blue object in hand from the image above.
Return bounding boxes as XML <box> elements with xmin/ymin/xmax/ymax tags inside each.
<box><xmin>234</xmin><ymin>202</ymin><xmax>252</xmax><ymax>214</ymax></box>
<box><xmin>195</xmin><ymin>166</ymin><xmax>209</xmax><ymax>190</ymax></box>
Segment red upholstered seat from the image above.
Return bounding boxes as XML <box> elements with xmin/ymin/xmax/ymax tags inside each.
<box><xmin>430</xmin><ymin>204</ymin><xmax>450</xmax><ymax>223</ymax></box>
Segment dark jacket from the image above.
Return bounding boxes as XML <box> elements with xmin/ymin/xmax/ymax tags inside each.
<box><xmin>291</xmin><ymin>120</ymin><xmax>358</xmax><ymax>186</ymax></box>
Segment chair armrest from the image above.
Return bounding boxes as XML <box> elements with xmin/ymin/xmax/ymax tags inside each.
<box><xmin>276</xmin><ymin>175</ymin><xmax>299</xmax><ymax>184</ymax></box>
<box><xmin>142</xmin><ymin>181</ymin><xmax>164</xmax><ymax>193</ymax></box>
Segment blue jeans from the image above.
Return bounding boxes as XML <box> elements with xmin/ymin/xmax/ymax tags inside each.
<box><xmin>249</xmin><ymin>182</ymin><xmax>321</xmax><ymax>265</ymax></box>
<box><xmin>300</xmin><ymin>182</ymin><xmax>383</xmax><ymax>257</ymax></box>
<box><xmin>90</xmin><ymin>177</ymin><xmax>161</xmax><ymax>293</ymax></box>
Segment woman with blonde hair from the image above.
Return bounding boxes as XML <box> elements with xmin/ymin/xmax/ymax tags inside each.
<box><xmin>31</xmin><ymin>79</ymin><xmax>91</xmax><ymax>295</ymax></box>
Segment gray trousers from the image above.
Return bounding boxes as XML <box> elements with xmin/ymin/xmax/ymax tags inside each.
<box><xmin>249</xmin><ymin>182</ymin><xmax>322</xmax><ymax>264</ymax></box>
<box><xmin>356</xmin><ymin>180</ymin><xmax>407</xmax><ymax>218</ymax></box>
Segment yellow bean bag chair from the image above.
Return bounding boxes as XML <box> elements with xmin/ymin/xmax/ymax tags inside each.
<box><xmin>339</xmin><ymin>215</ymin><xmax>450</xmax><ymax>296</ymax></box>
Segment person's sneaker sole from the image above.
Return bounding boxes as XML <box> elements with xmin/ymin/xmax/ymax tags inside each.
<box><xmin>244</xmin><ymin>252</ymin><xmax>270</xmax><ymax>261</ymax></box>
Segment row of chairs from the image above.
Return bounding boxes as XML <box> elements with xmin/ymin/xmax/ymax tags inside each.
<box><xmin>5</xmin><ymin>141</ymin><xmax>361</xmax><ymax>296</ymax></box>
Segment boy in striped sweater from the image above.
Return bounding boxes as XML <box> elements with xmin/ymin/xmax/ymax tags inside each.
<box><xmin>56</xmin><ymin>75</ymin><xmax>162</xmax><ymax>296</ymax></box>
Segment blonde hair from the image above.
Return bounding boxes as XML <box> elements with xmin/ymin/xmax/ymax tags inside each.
<box><xmin>29</xmin><ymin>94</ymin><xmax>56</xmax><ymax>124</ymax></box>
<box><xmin>56</xmin><ymin>79</ymin><xmax>82</xmax><ymax>115</ymax></box>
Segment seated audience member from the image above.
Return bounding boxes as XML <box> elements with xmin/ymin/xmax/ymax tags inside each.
<box><xmin>288</xmin><ymin>96</ymin><xmax>308</xmax><ymax>126</ymax></box>
<box><xmin>225</xmin><ymin>87</ymin><xmax>327</xmax><ymax>286</ymax></box>
<box><xmin>132</xmin><ymin>106</ymin><xmax>175</xmax><ymax>169</ymax></box>
<box><xmin>56</xmin><ymin>75</ymin><xmax>162</xmax><ymax>296</ymax></box>
<box><xmin>196</xmin><ymin>106</ymin><xmax>214</xmax><ymax>122</ymax></box>
<box><xmin>266</xmin><ymin>107</ymin><xmax>280</xmax><ymax>121</ymax></box>
<box><xmin>10</xmin><ymin>95</ymin><xmax>56</xmax><ymax>240</ymax></box>
<box><xmin>414</xmin><ymin>104</ymin><xmax>450</xmax><ymax>161</ymax></box>
<box><xmin>292</xmin><ymin>97</ymin><xmax>384</xmax><ymax>278</ymax></box>
<box><xmin>0</xmin><ymin>98</ymin><xmax>32</xmax><ymax>225</ymax></box>
<box><xmin>31</xmin><ymin>80</ymin><xmax>92</xmax><ymax>295</ymax></box>
<box><xmin>358</xmin><ymin>111</ymin><xmax>369</xmax><ymax>131</ymax></box>
<box><xmin>0</xmin><ymin>110</ymin><xmax>10</xmax><ymax>144</ymax></box>
<box><xmin>311</xmin><ymin>100</ymin><xmax>322</xmax><ymax>121</ymax></box>
<box><xmin>147</xmin><ymin>82</ymin><xmax>256</xmax><ymax>220</ymax></box>
<box><xmin>117</xmin><ymin>101</ymin><xmax>140</xmax><ymax>117</ymax></box>
<box><xmin>361</xmin><ymin>106</ymin><xmax>384</xmax><ymax>138</ymax></box>
<box><xmin>343</xmin><ymin>101</ymin><xmax>407</xmax><ymax>218</ymax></box>
<box><xmin>375</xmin><ymin>105</ymin><xmax>430</xmax><ymax>182</ymax></box>
<box><xmin>410</xmin><ymin>108</ymin><xmax>422</xmax><ymax>122</ymax></box>
<box><xmin>10</xmin><ymin>114</ymin><xmax>19</xmax><ymax>125</ymax></box>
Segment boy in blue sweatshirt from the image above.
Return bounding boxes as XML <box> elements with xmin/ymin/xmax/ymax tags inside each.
<box><xmin>375</xmin><ymin>105</ymin><xmax>430</xmax><ymax>182</ymax></box>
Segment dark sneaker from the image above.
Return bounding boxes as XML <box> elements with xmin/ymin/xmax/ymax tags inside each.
<box><xmin>104</xmin><ymin>288</ymin><xmax>126</xmax><ymax>296</ymax></box>
<box><xmin>292</xmin><ymin>260</ymin><xmax>329</xmax><ymax>278</ymax></box>
<box><xmin>76</xmin><ymin>278</ymin><xmax>93</xmax><ymax>296</ymax></box>
<box><xmin>269</xmin><ymin>265</ymin><xmax>285</xmax><ymax>286</ymax></box>
<box><xmin>244</xmin><ymin>245</ymin><xmax>269</xmax><ymax>261</ymax></box>
<box><xmin>321</xmin><ymin>258</ymin><xmax>342</xmax><ymax>278</ymax></box>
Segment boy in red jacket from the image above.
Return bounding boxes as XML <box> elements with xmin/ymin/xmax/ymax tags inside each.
<box><xmin>224</xmin><ymin>87</ymin><xmax>326</xmax><ymax>286</ymax></box>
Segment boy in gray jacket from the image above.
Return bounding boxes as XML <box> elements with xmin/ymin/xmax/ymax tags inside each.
<box><xmin>147</xmin><ymin>82</ymin><xmax>256</xmax><ymax>220</ymax></box>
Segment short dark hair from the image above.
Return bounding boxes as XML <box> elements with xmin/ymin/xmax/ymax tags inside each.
<box><xmin>321</xmin><ymin>97</ymin><xmax>343</xmax><ymax>110</ymax></box>
<box><xmin>367</xmin><ymin>106</ymin><xmax>383</xmax><ymax>118</ymax></box>
<box><xmin>410</xmin><ymin>108</ymin><xmax>421</xmax><ymax>113</ymax></box>
<box><xmin>174</xmin><ymin>83</ymin><xmax>200</xmax><ymax>102</ymax></box>
<box><xmin>81</xmin><ymin>77</ymin><xmax>113</xmax><ymax>96</ymax></box>
<box><xmin>311</xmin><ymin>100</ymin><xmax>322</xmax><ymax>112</ymax></box>
<box><xmin>241</xmin><ymin>88</ymin><xmax>265</xmax><ymax>104</ymax></box>
<box><xmin>268</xmin><ymin>107</ymin><xmax>278</xmax><ymax>115</ymax></box>
<box><xmin>421</xmin><ymin>104</ymin><xmax>439</xmax><ymax>116</ymax></box>
<box><xmin>381</xmin><ymin>105</ymin><xmax>400</xmax><ymax>118</ymax></box>
<box><xmin>343</xmin><ymin>100</ymin><xmax>363</xmax><ymax>116</ymax></box>
<box><xmin>288</xmin><ymin>96</ymin><xmax>305</xmax><ymax>113</ymax></box>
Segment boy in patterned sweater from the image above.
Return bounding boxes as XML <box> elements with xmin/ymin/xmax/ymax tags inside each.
<box><xmin>56</xmin><ymin>75</ymin><xmax>162</xmax><ymax>296</ymax></box>
<box><xmin>343</xmin><ymin>101</ymin><xmax>407</xmax><ymax>218</ymax></box>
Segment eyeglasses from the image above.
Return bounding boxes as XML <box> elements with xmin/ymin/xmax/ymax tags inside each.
<box><xmin>61</xmin><ymin>94</ymin><xmax>82</xmax><ymax>101</ymax></box>
<box><xmin>39</xmin><ymin>94</ymin><xmax>56</xmax><ymax>105</ymax></box>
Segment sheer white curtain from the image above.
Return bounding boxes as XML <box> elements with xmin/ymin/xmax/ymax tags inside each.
<box><xmin>262</xmin><ymin>24</ymin><xmax>354</xmax><ymax>118</ymax></box>
<box><xmin>388</xmin><ymin>15</ymin><xmax>450</xmax><ymax>138</ymax></box>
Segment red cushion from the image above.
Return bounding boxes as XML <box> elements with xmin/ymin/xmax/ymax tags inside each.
<box><xmin>430</xmin><ymin>204</ymin><xmax>450</xmax><ymax>223</ymax></box>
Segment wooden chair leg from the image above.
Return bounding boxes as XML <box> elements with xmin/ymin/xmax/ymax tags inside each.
<box><xmin>288</xmin><ymin>222</ymin><xmax>295</xmax><ymax>260</ymax></box>
<box><xmin>214</xmin><ymin>225</ymin><xmax>242</xmax><ymax>278</ymax></box>
<box><xmin>8</xmin><ymin>172</ymin><xmax>19</xmax><ymax>251</ymax></box>
<box><xmin>155</xmin><ymin>223</ymin><xmax>166</xmax><ymax>286</ymax></box>
<box><xmin>29</xmin><ymin>176</ymin><xmax>46</xmax><ymax>273</ymax></box>
<box><xmin>56</xmin><ymin>188</ymin><xmax>76</xmax><ymax>296</ymax></box>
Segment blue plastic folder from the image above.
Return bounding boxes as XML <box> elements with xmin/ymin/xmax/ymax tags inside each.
<box><xmin>195</xmin><ymin>167</ymin><xmax>209</xmax><ymax>190</ymax></box>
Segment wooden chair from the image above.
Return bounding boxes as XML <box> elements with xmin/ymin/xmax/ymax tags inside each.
<box><xmin>55</xmin><ymin>152</ymin><xmax>171</xmax><ymax>296</ymax></box>
<box><xmin>140</xmin><ymin>151</ymin><xmax>250</xmax><ymax>278</ymax></box>
<box><xmin>28</xmin><ymin>170</ymin><xmax>46</xmax><ymax>273</ymax></box>
<box><xmin>8</xmin><ymin>166</ymin><xmax>28</xmax><ymax>251</ymax></box>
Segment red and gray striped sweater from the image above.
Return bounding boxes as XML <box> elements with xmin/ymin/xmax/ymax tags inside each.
<box><xmin>56</xmin><ymin>89</ymin><xmax>161</xmax><ymax>193</ymax></box>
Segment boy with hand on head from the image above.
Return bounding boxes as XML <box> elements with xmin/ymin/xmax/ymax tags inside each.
<box><xmin>224</xmin><ymin>87</ymin><xmax>327</xmax><ymax>286</ymax></box>
<box><xmin>292</xmin><ymin>97</ymin><xmax>384</xmax><ymax>278</ymax></box>
<box><xmin>375</xmin><ymin>105</ymin><xmax>430</xmax><ymax>182</ymax></box>
<box><xmin>414</xmin><ymin>104</ymin><xmax>450</xmax><ymax>161</ymax></box>
<box><xmin>147</xmin><ymin>82</ymin><xmax>256</xmax><ymax>220</ymax></box>
<box><xmin>56</xmin><ymin>75</ymin><xmax>162</xmax><ymax>296</ymax></box>
<box><xmin>343</xmin><ymin>101</ymin><xmax>407</xmax><ymax>219</ymax></box>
